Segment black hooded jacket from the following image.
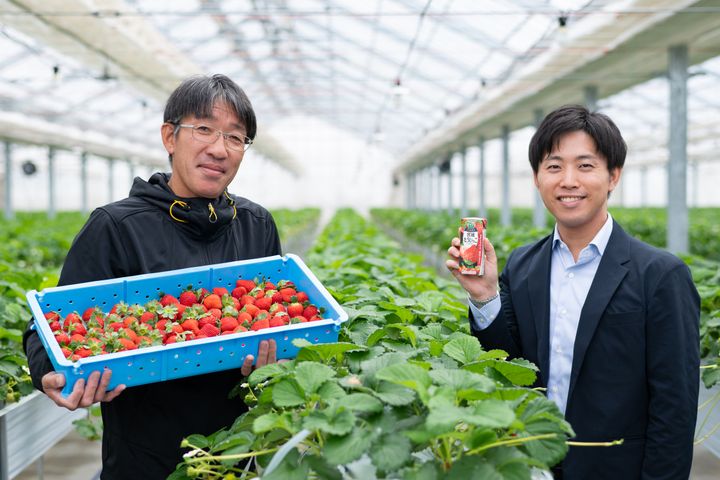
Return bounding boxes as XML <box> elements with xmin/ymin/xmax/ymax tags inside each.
<box><xmin>23</xmin><ymin>172</ymin><xmax>281</xmax><ymax>479</ymax></box>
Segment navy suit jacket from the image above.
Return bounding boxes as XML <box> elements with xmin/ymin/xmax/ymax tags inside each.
<box><xmin>472</xmin><ymin>221</ymin><xmax>700</xmax><ymax>479</ymax></box>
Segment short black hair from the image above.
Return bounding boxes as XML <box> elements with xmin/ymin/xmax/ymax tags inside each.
<box><xmin>528</xmin><ymin>105</ymin><xmax>626</xmax><ymax>173</ymax></box>
<box><xmin>163</xmin><ymin>74</ymin><xmax>256</xmax><ymax>140</ymax></box>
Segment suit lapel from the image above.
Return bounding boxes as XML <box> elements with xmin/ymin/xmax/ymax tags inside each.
<box><xmin>567</xmin><ymin>221</ymin><xmax>631</xmax><ymax>402</ymax></box>
<box><xmin>527</xmin><ymin>237</ymin><xmax>553</xmax><ymax>386</ymax></box>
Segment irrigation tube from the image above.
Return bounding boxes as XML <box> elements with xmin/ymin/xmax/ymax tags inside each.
<box><xmin>262</xmin><ymin>428</ymin><xmax>312</xmax><ymax>476</ymax></box>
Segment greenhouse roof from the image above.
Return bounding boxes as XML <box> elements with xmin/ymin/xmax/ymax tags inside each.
<box><xmin>0</xmin><ymin>0</ymin><xmax>719</xmax><ymax>172</ymax></box>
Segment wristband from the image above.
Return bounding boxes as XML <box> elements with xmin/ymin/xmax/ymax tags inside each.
<box><xmin>469</xmin><ymin>291</ymin><xmax>499</xmax><ymax>309</ymax></box>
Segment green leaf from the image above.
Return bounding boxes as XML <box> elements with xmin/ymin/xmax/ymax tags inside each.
<box><xmin>446</xmin><ymin>457</ymin><xmax>502</xmax><ymax>480</ymax></box>
<box><xmin>443</xmin><ymin>335</ymin><xmax>483</xmax><ymax>365</ymax></box>
<box><xmin>376</xmin><ymin>363</ymin><xmax>431</xmax><ymax>391</ymax></box>
<box><xmin>373</xmin><ymin>381</ymin><xmax>416</xmax><ymax>406</ymax></box>
<box><xmin>304</xmin><ymin>455</ymin><xmax>343</xmax><ymax>480</ymax></box>
<box><xmin>184</xmin><ymin>434</ymin><xmax>209</xmax><ymax>449</ymax></box>
<box><xmin>323</xmin><ymin>429</ymin><xmax>375</xmax><ymax>465</ymax></box>
<box><xmin>429</xmin><ymin>368</ymin><xmax>495</xmax><ymax>394</ymax></box>
<box><xmin>294</xmin><ymin>362</ymin><xmax>336</xmax><ymax>394</ymax></box>
<box><xmin>296</xmin><ymin>342</ymin><xmax>366</xmax><ymax>363</ymax></box>
<box><xmin>702</xmin><ymin>366</ymin><xmax>720</xmax><ymax>388</ymax></box>
<box><xmin>318</xmin><ymin>380</ymin><xmax>347</xmax><ymax>402</ymax></box>
<box><xmin>253</xmin><ymin>413</ymin><xmax>289</xmax><ymax>434</ymax></box>
<box><xmin>464</xmin><ymin>358</ymin><xmax>538</xmax><ymax>387</ymax></box>
<box><xmin>211</xmin><ymin>431</ymin><xmax>254</xmax><ymax>454</ymax></box>
<box><xmin>303</xmin><ymin>409</ymin><xmax>356</xmax><ymax>435</ymax></box>
<box><xmin>335</xmin><ymin>393</ymin><xmax>384</xmax><ymax>413</ymax></box>
<box><xmin>467</xmin><ymin>399</ymin><xmax>516</xmax><ymax>428</ymax></box>
<box><xmin>369</xmin><ymin>432</ymin><xmax>411</xmax><ymax>471</ymax></box>
<box><xmin>403</xmin><ymin>461</ymin><xmax>442</xmax><ymax>480</ymax></box>
<box><xmin>248</xmin><ymin>362</ymin><xmax>289</xmax><ymax>386</ymax></box>
<box><xmin>272</xmin><ymin>379</ymin><xmax>306</xmax><ymax>407</ymax></box>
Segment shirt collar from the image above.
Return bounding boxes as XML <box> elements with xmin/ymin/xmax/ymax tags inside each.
<box><xmin>552</xmin><ymin>213</ymin><xmax>614</xmax><ymax>256</ymax></box>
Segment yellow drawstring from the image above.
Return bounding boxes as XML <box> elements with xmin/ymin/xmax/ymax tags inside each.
<box><xmin>224</xmin><ymin>191</ymin><xmax>237</xmax><ymax>220</ymax></box>
<box><xmin>169</xmin><ymin>200</ymin><xmax>189</xmax><ymax>223</ymax></box>
<box><xmin>208</xmin><ymin>203</ymin><xmax>218</xmax><ymax>223</ymax></box>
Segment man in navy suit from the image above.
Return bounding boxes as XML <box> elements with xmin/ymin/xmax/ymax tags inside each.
<box><xmin>447</xmin><ymin>105</ymin><xmax>700</xmax><ymax>479</ymax></box>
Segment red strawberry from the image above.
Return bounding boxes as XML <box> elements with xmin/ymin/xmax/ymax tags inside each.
<box><xmin>179</xmin><ymin>290</ymin><xmax>198</xmax><ymax>306</ymax></box>
<box><xmin>279</xmin><ymin>287</ymin><xmax>296</xmax><ymax>298</ymax></box>
<box><xmin>264</xmin><ymin>281</ymin><xmax>276</xmax><ymax>290</ymax></box>
<box><xmin>255</xmin><ymin>296</ymin><xmax>272</xmax><ymax>311</ymax></box>
<box><xmin>269</xmin><ymin>303</ymin><xmax>286</xmax><ymax>314</ymax></box>
<box><xmin>49</xmin><ymin>320</ymin><xmax>61</xmax><ymax>332</ymax></box>
<box><xmin>203</xmin><ymin>294</ymin><xmax>222</xmax><ymax>310</ymax></box>
<box><xmin>82</xmin><ymin>307</ymin><xmax>96</xmax><ymax>322</ymax></box>
<box><xmin>118</xmin><ymin>338</ymin><xmax>137</xmax><ymax>351</ymax></box>
<box><xmin>208</xmin><ymin>308</ymin><xmax>222</xmax><ymax>319</ymax></box>
<box><xmin>55</xmin><ymin>332</ymin><xmax>70</xmax><ymax>345</ymax></box>
<box><xmin>287</xmin><ymin>302</ymin><xmax>304</xmax><ymax>317</ymax></box>
<box><xmin>237</xmin><ymin>311</ymin><xmax>253</xmax><ymax>325</ymax></box>
<box><xmin>302</xmin><ymin>305</ymin><xmax>319</xmax><ymax>320</ymax></box>
<box><xmin>220</xmin><ymin>317</ymin><xmax>239</xmax><ymax>332</ymax></box>
<box><xmin>251</xmin><ymin>318</ymin><xmax>270</xmax><ymax>331</ymax></box>
<box><xmin>239</xmin><ymin>295</ymin><xmax>255</xmax><ymax>306</ymax></box>
<box><xmin>200</xmin><ymin>323</ymin><xmax>220</xmax><ymax>337</ymax></box>
<box><xmin>44</xmin><ymin>311</ymin><xmax>60</xmax><ymax>322</ymax></box>
<box><xmin>296</xmin><ymin>291</ymin><xmax>309</xmax><ymax>303</ymax></box>
<box><xmin>290</xmin><ymin>316</ymin><xmax>307</xmax><ymax>324</ymax></box>
<box><xmin>63</xmin><ymin>312</ymin><xmax>82</xmax><ymax>328</ymax></box>
<box><xmin>181</xmin><ymin>319</ymin><xmax>199</xmax><ymax>332</ymax></box>
<box><xmin>198</xmin><ymin>317</ymin><xmax>216</xmax><ymax>328</ymax></box>
<box><xmin>213</xmin><ymin>287</ymin><xmax>229</xmax><ymax>297</ymax></box>
<box><xmin>233</xmin><ymin>325</ymin><xmax>248</xmax><ymax>333</ymax></box>
<box><xmin>231</xmin><ymin>286</ymin><xmax>247</xmax><ymax>299</ymax></box>
<box><xmin>236</xmin><ymin>279</ymin><xmax>256</xmax><ymax>291</ymax></box>
<box><xmin>160</xmin><ymin>294</ymin><xmax>180</xmax><ymax>306</ymax></box>
<box><xmin>123</xmin><ymin>316</ymin><xmax>138</xmax><ymax>327</ymax></box>
<box><xmin>61</xmin><ymin>346</ymin><xmax>72</xmax><ymax>358</ymax></box>
<box><xmin>269</xmin><ymin>316</ymin><xmax>285</xmax><ymax>328</ymax></box>
<box><xmin>140</xmin><ymin>311</ymin><xmax>157</xmax><ymax>324</ymax></box>
<box><xmin>243</xmin><ymin>304</ymin><xmax>260</xmax><ymax>318</ymax></box>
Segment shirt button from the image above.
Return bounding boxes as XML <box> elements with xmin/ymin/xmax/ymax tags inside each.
<box><xmin>568</xmin><ymin>272</ymin><xmax>574</xmax><ymax>278</ymax></box>
<box><xmin>561</xmin><ymin>308</ymin><xmax>567</xmax><ymax>315</ymax></box>
<box><xmin>555</xmin><ymin>345</ymin><xmax>562</xmax><ymax>353</ymax></box>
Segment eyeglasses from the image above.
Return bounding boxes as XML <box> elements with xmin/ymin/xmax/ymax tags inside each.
<box><xmin>175</xmin><ymin>123</ymin><xmax>253</xmax><ymax>152</ymax></box>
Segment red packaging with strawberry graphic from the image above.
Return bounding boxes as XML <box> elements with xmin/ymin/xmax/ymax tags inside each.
<box><xmin>458</xmin><ymin>217</ymin><xmax>487</xmax><ymax>276</ymax></box>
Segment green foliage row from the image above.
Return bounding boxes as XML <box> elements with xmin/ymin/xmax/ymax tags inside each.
<box><xmin>171</xmin><ymin>209</ymin><xmax>574</xmax><ymax>480</ymax></box>
<box><xmin>0</xmin><ymin>212</ymin><xmax>86</xmax><ymax>405</ymax></box>
<box><xmin>270</xmin><ymin>208</ymin><xmax>321</xmax><ymax>245</ymax></box>
<box><xmin>370</xmin><ymin>208</ymin><xmax>720</xmax><ymax>390</ymax></box>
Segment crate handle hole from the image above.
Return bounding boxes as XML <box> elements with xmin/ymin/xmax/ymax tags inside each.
<box><xmin>196</xmin><ymin>363</ymin><xmax>201</xmax><ymax>368</ymax></box>
<box><xmin>229</xmin><ymin>352</ymin><xmax>235</xmax><ymax>356</ymax></box>
<box><xmin>127</xmin><ymin>362</ymin><xmax>133</xmax><ymax>367</ymax></box>
<box><xmin>241</xmin><ymin>343</ymin><xmax>245</xmax><ymax>348</ymax></box>
<box><xmin>218</xmin><ymin>360</ymin><xmax>223</xmax><ymax>364</ymax></box>
<box><xmin>219</xmin><ymin>346</ymin><xmax>224</xmax><ymax>352</ymax></box>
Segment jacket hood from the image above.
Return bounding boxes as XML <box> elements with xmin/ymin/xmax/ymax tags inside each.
<box><xmin>129</xmin><ymin>172</ymin><xmax>238</xmax><ymax>240</ymax></box>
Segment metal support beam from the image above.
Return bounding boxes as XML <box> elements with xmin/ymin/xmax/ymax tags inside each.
<box><xmin>435</xmin><ymin>164</ymin><xmax>442</xmax><ymax>212</ymax></box>
<box><xmin>460</xmin><ymin>147</ymin><xmax>468</xmax><ymax>218</ymax></box>
<box><xmin>533</xmin><ymin>109</ymin><xmax>546</xmax><ymax>229</ymax></box>
<box><xmin>48</xmin><ymin>148</ymin><xmax>56</xmax><ymax>220</ymax></box>
<box><xmin>405</xmin><ymin>173</ymin><xmax>411</xmax><ymax>208</ymax></box>
<box><xmin>667</xmin><ymin>45</ymin><xmax>689</xmax><ymax>254</ymax></box>
<box><xmin>108</xmin><ymin>158</ymin><xmax>115</xmax><ymax>204</ymax></box>
<box><xmin>584</xmin><ymin>85</ymin><xmax>598</xmax><ymax>111</ymax></box>
<box><xmin>4</xmin><ymin>142</ymin><xmax>13</xmax><ymax>220</ymax></box>
<box><xmin>478</xmin><ymin>138</ymin><xmax>486</xmax><ymax>219</ymax></box>
<box><xmin>640</xmin><ymin>166</ymin><xmax>648</xmax><ymax>207</ymax></box>
<box><xmin>80</xmin><ymin>152</ymin><xmax>88</xmax><ymax>215</ymax></box>
<box><xmin>501</xmin><ymin>125</ymin><xmax>512</xmax><ymax>227</ymax></box>
<box><xmin>446</xmin><ymin>154</ymin><xmax>453</xmax><ymax>216</ymax></box>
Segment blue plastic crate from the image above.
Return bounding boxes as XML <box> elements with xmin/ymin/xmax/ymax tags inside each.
<box><xmin>26</xmin><ymin>254</ymin><xmax>348</xmax><ymax>397</ymax></box>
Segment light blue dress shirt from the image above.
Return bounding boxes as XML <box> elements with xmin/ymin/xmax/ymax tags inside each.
<box><xmin>469</xmin><ymin>214</ymin><xmax>614</xmax><ymax>414</ymax></box>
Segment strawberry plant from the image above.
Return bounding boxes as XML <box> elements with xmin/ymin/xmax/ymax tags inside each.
<box><xmin>171</xmin><ymin>209</ymin><xmax>574</xmax><ymax>479</ymax></box>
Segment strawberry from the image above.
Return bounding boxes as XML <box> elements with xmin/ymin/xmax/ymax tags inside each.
<box><xmin>242</xmin><ymin>304</ymin><xmax>260</xmax><ymax>318</ymax></box>
<box><xmin>208</xmin><ymin>308</ymin><xmax>222</xmax><ymax>319</ymax></box>
<box><xmin>231</xmin><ymin>286</ymin><xmax>247</xmax><ymax>299</ymax></box>
<box><xmin>75</xmin><ymin>347</ymin><xmax>92</xmax><ymax>358</ymax></box>
<box><xmin>251</xmin><ymin>318</ymin><xmax>270</xmax><ymax>331</ymax></box>
<box><xmin>203</xmin><ymin>294</ymin><xmax>222</xmax><ymax>310</ymax></box>
<box><xmin>296</xmin><ymin>291</ymin><xmax>309</xmax><ymax>303</ymax></box>
<box><xmin>123</xmin><ymin>316</ymin><xmax>138</xmax><ymax>327</ymax></box>
<box><xmin>82</xmin><ymin>307</ymin><xmax>96</xmax><ymax>322</ymax></box>
<box><xmin>302</xmin><ymin>305</ymin><xmax>319</xmax><ymax>320</ymax></box>
<box><xmin>269</xmin><ymin>303</ymin><xmax>286</xmax><ymax>314</ymax></box>
<box><xmin>254</xmin><ymin>296</ymin><xmax>272</xmax><ymax>311</ymax></box>
<box><xmin>139</xmin><ymin>311</ymin><xmax>155</xmax><ymax>325</ymax></box>
<box><xmin>118</xmin><ymin>338</ymin><xmax>137</xmax><ymax>351</ymax></box>
<box><xmin>160</xmin><ymin>294</ymin><xmax>180</xmax><ymax>306</ymax></box>
<box><xmin>181</xmin><ymin>319</ymin><xmax>199</xmax><ymax>332</ymax></box>
<box><xmin>61</xmin><ymin>346</ymin><xmax>72</xmax><ymax>358</ymax></box>
<box><xmin>287</xmin><ymin>302</ymin><xmax>304</xmax><ymax>317</ymax></box>
<box><xmin>63</xmin><ymin>312</ymin><xmax>82</xmax><ymax>328</ymax></box>
<box><xmin>263</xmin><ymin>281</ymin><xmax>276</xmax><ymax>290</ymax></box>
<box><xmin>179</xmin><ymin>290</ymin><xmax>198</xmax><ymax>306</ymax></box>
<box><xmin>55</xmin><ymin>332</ymin><xmax>70</xmax><ymax>345</ymax></box>
<box><xmin>237</xmin><ymin>311</ymin><xmax>253</xmax><ymax>325</ymax></box>
<box><xmin>213</xmin><ymin>287</ymin><xmax>229</xmax><ymax>297</ymax></box>
<box><xmin>239</xmin><ymin>295</ymin><xmax>255</xmax><ymax>306</ymax></box>
<box><xmin>269</xmin><ymin>316</ymin><xmax>285</xmax><ymax>328</ymax></box>
<box><xmin>308</xmin><ymin>315</ymin><xmax>322</xmax><ymax>322</ymax></box>
<box><xmin>271</xmin><ymin>292</ymin><xmax>284</xmax><ymax>304</ymax></box>
<box><xmin>220</xmin><ymin>317</ymin><xmax>239</xmax><ymax>332</ymax></box>
<box><xmin>236</xmin><ymin>279</ymin><xmax>256</xmax><ymax>291</ymax></box>
<box><xmin>200</xmin><ymin>323</ymin><xmax>220</xmax><ymax>337</ymax></box>
<box><xmin>49</xmin><ymin>320</ymin><xmax>62</xmax><ymax>332</ymax></box>
<box><xmin>44</xmin><ymin>311</ymin><xmax>60</xmax><ymax>322</ymax></box>
<box><xmin>233</xmin><ymin>325</ymin><xmax>248</xmax><ymax>333</ymax></box>
<box><xmin>279</xmin><ymin>287</ymin><xmax>297</xmax><ymax>298</ymax></box>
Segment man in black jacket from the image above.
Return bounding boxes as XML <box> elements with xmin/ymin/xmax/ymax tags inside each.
<box><xmin>446</xmin><ymin>105</ymin><xmax>699</xmax><ymax>479</ymax></box>
<box><xmin>23</xmin><ymin>74</ymin><xmax>282</xmax><ymax>478</ymax></box>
